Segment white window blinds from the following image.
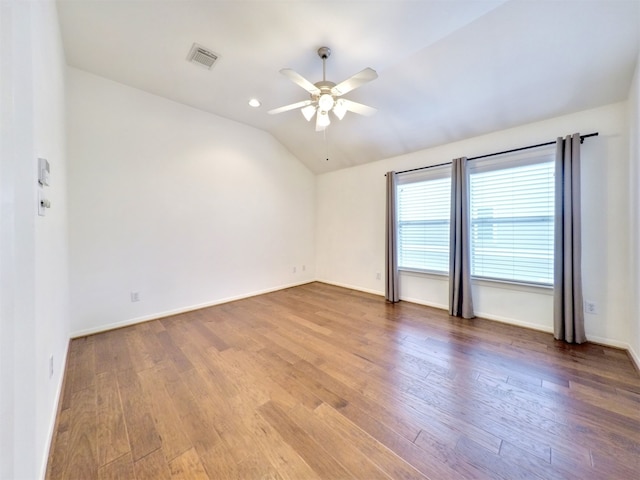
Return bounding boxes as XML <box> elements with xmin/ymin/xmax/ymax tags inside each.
<box><xmin>468</xmin><ymin>150</ymin><xmax>555</xmax><ymax>285</ymax></box>
<box><xmin>397</xmin><ymin>168</ymin><xmax>451</xmax><ymax>273</ymax></box>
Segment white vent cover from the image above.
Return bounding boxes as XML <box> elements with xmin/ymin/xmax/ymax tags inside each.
<box><xmin>187</xmin><ymin>43</ymin><xmax>219</xmax><ymax>69</ymax></box>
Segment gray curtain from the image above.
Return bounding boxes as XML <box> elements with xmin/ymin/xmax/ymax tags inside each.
<box><xmin>385</xmin><ymin>171</ymin><xmax>400</xmax><ymax>302</ymax></box>
<box><xmin>449</xmin><ymin>158</ymin><xmax>474</xmax><ymax>318</ymax></box>
<box><xmin>554</xmin><ymin>134</ymin><xmax>586</xmax><ymax>343</ymax></box>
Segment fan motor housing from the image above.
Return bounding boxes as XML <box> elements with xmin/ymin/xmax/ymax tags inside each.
<box><xmin>314</xmin><ymin>80</ymin><xmax>336</xmax><ymax>91</ymax></box>
<box><xmin>311</xmin><ymin>81</ymin><xmax>336</xmax><ymax>103</ymax></box>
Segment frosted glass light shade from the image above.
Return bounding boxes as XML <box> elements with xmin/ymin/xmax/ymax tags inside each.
<box><xmin>333</xmin><ymin>99</ymin><xmax>347</xmax><ymax>120</ymax></box>
<box><xmin>318</xmin><ymin>94</ymin><xmax>334</xmax><ymax>111</ymax></box>
<box><xmin>301</xmin><ymin>104</ymin><xmax>316</xmax><ymax>121</ymax></box>
<box><xmin>317</xmin><ymin>110</ymin><xmax>331</xmax><ymax>128</ymax></box>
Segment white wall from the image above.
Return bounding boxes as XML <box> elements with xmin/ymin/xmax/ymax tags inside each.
<box><xmin>0</xmin><ymin>1</ymin><xmax>69</xmax><ymax>479</ymax></box>
<box><xmin>317</xmin><ymin>102</ymin><xmax>631</xmax><ymax>347</ymax></box>
<box><xmin>67</xmin><ymin>68</ymin><xmax>316</xmax><ymax>336</ymax></box>
<box><xmin>629</xmin><ymin>53</ymin><xmax>640</xmax><ymax>368</ymax></box>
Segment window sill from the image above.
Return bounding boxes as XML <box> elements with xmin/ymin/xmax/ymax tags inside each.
<box><xmin>399</xmin><ymin>267</ymin><xmax>448</xmax><ymax>279</ymax></box>
<box><xmin>471</xmin><ymin>276</ymin><xmax>553</xmax><ymax>295</ymax></box>
<box><xmin>398</xmin><ymin>268</ymin><xmax>553</xmax><ymax>295</ymax></box>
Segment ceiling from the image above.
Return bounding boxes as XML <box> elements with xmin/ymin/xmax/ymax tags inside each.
<box><xmin>56</xmin><ymin>0</ymin><xmax>639</xmax><ymax>174</ymax></box>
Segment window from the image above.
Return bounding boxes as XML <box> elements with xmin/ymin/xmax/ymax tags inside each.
<box><xmin>397</xmin><ymin>168</ymin><xmax>451</xmax><ymax>273</ymax></box>
<box><xmin>395</xmin><ymin>148</ymin><xmax>555</xmax><ymax>286</ymax></box>
<box><xmin>469</xmin><ymin>150</ymin><xmax>555</xmax><ymax>285</ymax></box>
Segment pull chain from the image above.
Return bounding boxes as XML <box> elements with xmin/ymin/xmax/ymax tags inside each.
<box><xmin>324</xmin><ymin>128</ymin><xmax>329</xmax><ymax>161</ymax></box>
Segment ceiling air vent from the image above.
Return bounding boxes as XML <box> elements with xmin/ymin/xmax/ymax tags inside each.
<box><xmin>187</xmin><ymin>43</ymin><xmax>219</xmax><ymax>70</ymax></box>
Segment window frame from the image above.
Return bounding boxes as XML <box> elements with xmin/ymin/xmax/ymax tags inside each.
<box><xmin>467</xmin><ymin>147</ymin><xmax>556</xmax><ymax>287</ymax></box>
<box><xmin>396</xmin><ymin>165</ymin><xmax>452</xmax><ymax>275</ymax></box>
<box><xmin>395</xmin><ymin>146</ymin><xmax>556</xmax><ymax>289</ymax></box>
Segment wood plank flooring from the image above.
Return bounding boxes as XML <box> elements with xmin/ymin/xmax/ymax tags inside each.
<box><xmin>47</xmin><ymin>282</ymin><xmax>640</xmax><ymax>479</ymax></box>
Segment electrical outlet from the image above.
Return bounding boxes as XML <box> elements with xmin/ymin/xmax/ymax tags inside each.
<box><xmin>49</xmin><ymin>356</ymin><xmax>54</xmax><ymax>379</ymax></box>
<box><xmin>376</xmin><ymin>272</ymin><xmax>381</xmax><ymax>280</ymax></box>
<box><xmin>584</xmin><ymin>301</ymin><xmax>597</xmax><ymax>314</ymax></box>
<box><xmin>302</xmin><ymin>265</ymin><xmax>306</xmax><ymax>272</ymax></box>
<box><xmin>293</xmin><ymin>266</ymin><xmax>297</xmax><ymax>273</ymax></box>
<box><xmin>131</xmin><ymin>291</ymin><xmax>140</xmax><ymax>302</ymax></box>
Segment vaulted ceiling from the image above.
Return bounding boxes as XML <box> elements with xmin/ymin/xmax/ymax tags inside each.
<box><xmin>57</xmin><ymin>0</ymin><xmax>639</xmax><ymax>174</ymax></box>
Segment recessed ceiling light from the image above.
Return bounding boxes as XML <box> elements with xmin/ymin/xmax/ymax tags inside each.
<box><xmin>248</xmin><ymin>98</ymin><xmax>261</xmax><ymax>108</ymax></box>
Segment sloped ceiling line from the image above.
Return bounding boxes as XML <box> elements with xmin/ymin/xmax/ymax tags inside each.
<box><xmin>56</xmin><ymin>0</ymin><xmax>639</xmax><ymax>174</ymax></box>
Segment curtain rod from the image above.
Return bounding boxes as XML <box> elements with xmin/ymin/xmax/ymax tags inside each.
<box><xmin>393</xmin><ymin>132</ymin><xmax>599</xmax><ymax>176</ymax></box>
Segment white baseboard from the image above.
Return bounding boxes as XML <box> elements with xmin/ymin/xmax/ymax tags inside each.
<box><xmin>70</xmin><ymin>280</ymin><xmax>314</xmax><ymax>338</ymax></box>
<box><xmin>586</xmin><ymin>334</ymin><xmax>630</xmax><ymax>351</ymax></box>
<box><xmin>475</xmin><ymin>311</ymin><xmax>554</xmax><ymax>334</ymax></box>
<box><xmin>315</xmin><ymin>279</ymin><xmax>384</xmax><ymax>297</ymax></box>
<box><xmin>586</xmin><ymin>336</ymin><xmax>640</xmax><ymax>373</ymax></box>
<box><xmin>39</xmin><ymin>339</ymin><xmax>70</xmax><ymax>480</ymax></box>
<box><xmin>627</xmin><ymin>344</ymin><xmax>640</xmax><ymax>373</ymax></box>
<box><xmin>587</xmin><ymin>336</ymin><xmax>640</xmax><ymax>374</ymax></box>
<box><xmin>399</xmin><ymin>295</ymin><xmax>448</xmax><ymax>311</ymax></box>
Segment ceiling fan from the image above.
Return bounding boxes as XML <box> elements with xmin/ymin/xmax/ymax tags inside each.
<box><xmin>268</xmin><ymin>47</ymin><xmax>378</xmax><ymax>132</ymax></box>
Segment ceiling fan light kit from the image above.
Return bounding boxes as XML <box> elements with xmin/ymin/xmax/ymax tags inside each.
<box><xmin>269</xmin><ymin>46</ymin><xmax>378</xmax><ymax>132</ymax></box>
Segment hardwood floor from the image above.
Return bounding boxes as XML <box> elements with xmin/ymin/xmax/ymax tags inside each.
<box><xmin>47</xmin><ymin>282</ymin><xmax>640</xmax><ymax>479</ymax></box>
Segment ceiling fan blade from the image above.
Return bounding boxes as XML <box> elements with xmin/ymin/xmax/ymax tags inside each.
<box><xmin>315</xmin><ymin>110</ymin><xmax>330</xmax><ymax>131</ymax></box>
<box><xmin>280</xmin><ymin>68</ymin><xmax>321</xmax><ymax>95</ymax></box>
<box><xmin>341</xmin><ymin>99</ymin><xmax>377</xmax><ymax>117</ymax></box>
<box><xmin>268</xmin><ymin>99</ymin><xmax>314</xmax><ymax>115</ymax></box>
<box><xmin>331</xmin><ymin>67</ymin><xmax>378</xmax><ymax>96</ymax></box>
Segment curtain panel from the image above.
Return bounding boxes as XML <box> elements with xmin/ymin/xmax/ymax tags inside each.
<box><xmin>554</xmin><ymin>134</ymin><xmax>586</xmax><ymax>343</ymax></box>
<box><xmin>385</xmin><ymin>171</ymin><xmax>400</xmax><ymax>303</ymax></box>
<box><xmin>449</xmin><ymin>157</ymin><xmax>474</xmax><ymax>319</ymax></box>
